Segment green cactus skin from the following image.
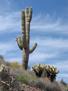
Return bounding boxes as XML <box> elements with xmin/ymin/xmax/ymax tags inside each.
<box><xmin>16</xmin><ymin>36</ymin><xmax>23</xmax><ymax>50</ymax></box>
<box><xmin>16</xmin><ymin>7</ymin><xmax>37</xmax><ymax>70</ymax></box>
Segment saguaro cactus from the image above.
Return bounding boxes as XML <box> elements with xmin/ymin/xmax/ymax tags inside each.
<box><xmin>16</xmin><ymin>7</ymin><xmax>37</xmax><ymax>70</ymax></box>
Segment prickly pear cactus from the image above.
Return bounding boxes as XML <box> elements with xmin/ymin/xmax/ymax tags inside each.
<box><xmin>16</xmin><ymin>7</ymin><xmax>37</xmax><ymax>70</ymax></box>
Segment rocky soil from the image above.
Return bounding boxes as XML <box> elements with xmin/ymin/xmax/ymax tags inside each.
<box><xmin>21</xmin><ymin>84</ymin><xmax>42</xmax><ymax>91</ymax></box>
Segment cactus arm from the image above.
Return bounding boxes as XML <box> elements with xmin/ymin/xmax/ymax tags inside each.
<box><xmin>29</xmin><ymin>43</ymin><xmax>37</xmax><ymax>53</ymax></box>
<box><xmin>16</xmin><ymin>36</ymin><xmax>23</xmax><ymax>50</ymax></box>
<box><xmin>21</xmin><ymin>11</ymin><xmax>25</xmax><ymax>33</ymax></box>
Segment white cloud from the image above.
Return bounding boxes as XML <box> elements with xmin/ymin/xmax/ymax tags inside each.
<box><xmin>0</xmin><ymin>41</ymin><xmax>18</xmax><ymax>55</ymax></box>
<box><xmin>31</xmin><ymin>14</ymin><xmax>68</xmax><ymax>34</ymax></box>
<box><xmin>29</xmin><ymin>51</ymin><xmax>56</xmax><ymax>64</ymax></box>
<box><xmin>0</xmin><ymin>12</ymin><xmax>20</xmax><ymax>33</ymax></box>
<box><xmin>34</xmin><ymin>38</ymin><xmax>68</xmax><ymax>48</ymax></box>
<box><xmin>0</xmin><ymin>12</ymin><xmax>68</xmax><ymax>35</ymax></box>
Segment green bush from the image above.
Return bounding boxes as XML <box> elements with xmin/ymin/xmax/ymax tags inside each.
<box><xmin>10</xmin><ymin>62</ymin><xmax>22</xmax><ymax>69</ymax></box>
<box><xmin>28</xmin><ymin>79</ymin><xmax>63</xmax><ymax>91</ymax></box>
<box><xmin>16</xmin><ymin>75</ymin><xmax>29</xmax><ymax>84</ymax></box>
<box><xmin>16</xmin><ymin>70</ymin><xmax>37</xmax><ymax>85</ymax></box>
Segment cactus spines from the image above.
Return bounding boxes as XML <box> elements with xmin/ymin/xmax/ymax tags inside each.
<box><xmin>29</xmin><ymin>43</ymin><xmax>37</xmax><ymax>53</ymax></box>
<box><xmin>16</xmin><ymin>36</ymin><xmax>23</xmax><ymax>50</ymax></box>
<box><xmin>32</xmin><ymin>64</ymin><xmax>59</xmax><ymax>81</ymax></box>
<box><xmin>32</xmin><ymin>64</ymin><xmax>44</xmax><ymax>77</ymax></box>
<box><xmin>16</xmin><ymin>7</ymin><xmax>37</xmax><ymax>70</ymax></box>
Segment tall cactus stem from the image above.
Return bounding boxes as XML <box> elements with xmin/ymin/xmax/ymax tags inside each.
<box><xmin>16</xmin><ymin>7</ymin><xmax>37</xmax><ymax>70</ymax></box>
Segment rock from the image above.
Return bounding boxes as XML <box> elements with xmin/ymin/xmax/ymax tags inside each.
<box><xmin>0</xmin><ymin>64</ymin><xmax>22</xmax><ymax>91</ymax></box>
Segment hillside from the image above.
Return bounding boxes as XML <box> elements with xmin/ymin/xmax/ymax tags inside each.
<box><xmin>0</xmin><ymin>61</ymin><xmax>68</xmax><ymax>91</ymax></box>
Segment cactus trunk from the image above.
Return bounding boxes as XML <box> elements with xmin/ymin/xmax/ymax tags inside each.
<box><xmin>16</xmin><ymin>7</ymin><xmax>37</xmax><ymax>70</ymax></box>
<box><xmin>22</xmin><ymin>48</ymin><xmax>29</xmax><ymax>69</ymax></box>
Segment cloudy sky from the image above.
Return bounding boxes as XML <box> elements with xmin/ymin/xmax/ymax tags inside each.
<box><xmin>0</xmin><ymin>0</ymin><xmax>68</xmax><ymax>82</ymax></box>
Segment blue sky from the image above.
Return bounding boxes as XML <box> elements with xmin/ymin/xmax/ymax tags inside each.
<box><xmin>0</xmin><ymin>0</ymin><xmax>68</xmax><ymax>82</ymax></box>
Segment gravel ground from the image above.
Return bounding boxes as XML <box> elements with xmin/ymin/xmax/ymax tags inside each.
<box><xmin>21</xmin><ymin>84</ymin><xmax>43</xmax><ymax>91</ymax></box>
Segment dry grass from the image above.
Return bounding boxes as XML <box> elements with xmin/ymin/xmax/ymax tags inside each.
<box><xmin>0</xmin><ymin>60</ymin><xmax>68</xmax><ymax>91</ymax></box>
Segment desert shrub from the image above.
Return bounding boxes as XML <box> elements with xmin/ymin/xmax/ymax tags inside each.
<box><xmin>16</xmin><ymin>75</ymin><xmax>30</xmax><ymax>84</ymax></box>
<box><xmin>9</xmin><ymin>61</ymin><xmax>22</xmax><ymax>69</ymax></box>
<box><xmin>32</xmin><ymin>64</ymin><xmax>59</xmax><ymax>82</ymax></box>
<box><xmin>66</xmin><ymin>86</ymin><xmax>68</xmax><ymax>91</ymax></box>
<box><xmin>29</xmin><ymin>78</ymin><xmax>63</xmax><ymax>91</ymax></box>
<box><xmin>60</xmin><ymin>79</ymin><xmax>68</xmax><ymax>91</ymax></box>
<box><xmin>31</xmin><ymin>80</ymin><xmax>45</xmax><ymax>90</ymax></box>
<box><xmin>25</xmin><ymin>76</ymin><xmax>64</xmax><ymax>91</ymax></box>
<box><xmin>16</xmin><ymin>70</ymin><xmax>37</xmax><ymax>85</ymax></box>
<box><xmin>5</xmin><ymin>61</ymin><xmax>11</xmax><ymax>66</ymax></box>
<box><xmin>0</xmin><ymin>55</ymin><xmax>6</xmax><ymax>65</ymax></box>
<box><xmin>0</xmin><ymin>64</ymin><xmax>22</xmax><ymax>91</ymax></box>
<box><xmin>60</xmin><ymin>79</ymin><xmax>67</xmax><ymax>86</ymax></box>
<box><xmin>45</xmin><ymin>84</ymin><xmax>62</xmax><ymax>91</ymax></box>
